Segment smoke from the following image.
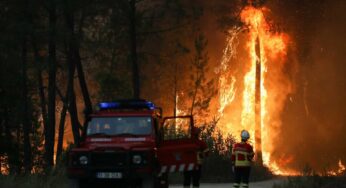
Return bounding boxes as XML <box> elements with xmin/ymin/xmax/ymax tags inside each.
<box><xmin>144</xmin><ymin>0</ymin><xmax>346</xmax><ymax>173</ymax></box>
<box><xmin>269</xmin><ymin>0</ymin><xmax>346</xmax><ymax>172</ymax></box>
<box><xmin>200</xmin><ymin>0</ymin><xmax>346</xmax><ymax>173</ymax></box>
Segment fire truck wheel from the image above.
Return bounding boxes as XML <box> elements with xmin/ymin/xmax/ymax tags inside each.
<box><xmin>142</xmin><ymin>176</ymin><xmax>168</xmax><ymax>188</ymax></box>
<box><xmin>156</xmin><ymin>174</ymin><xmax>168</xmax><ymax>188</ymax></box>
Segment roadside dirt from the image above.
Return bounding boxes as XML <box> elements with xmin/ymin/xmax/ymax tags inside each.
<box><xmin>170</xmin><ymin>178</ymin><xmax>286</xmax><ymax>188</ymax></box>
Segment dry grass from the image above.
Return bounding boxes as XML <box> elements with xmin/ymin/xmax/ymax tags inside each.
<box><xmin>0</xmin><ymin>167</ymin><xmax>69</xmax><ymax>188</ymax></box>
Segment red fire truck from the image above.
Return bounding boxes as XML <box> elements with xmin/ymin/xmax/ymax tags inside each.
<box><xmin>67</xmin><ymin>100</ymin><xmax>202</xmax><ymax>188</ymax></box>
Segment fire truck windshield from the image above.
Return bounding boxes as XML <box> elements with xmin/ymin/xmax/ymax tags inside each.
<box><xmin>86</xmin><ymin>116</ymin><xmax>152</xmax><ymax>136</ymax></box>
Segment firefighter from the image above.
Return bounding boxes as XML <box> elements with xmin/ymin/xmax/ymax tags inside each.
<box><xmin>231</xmin><ymin>130</ymin><xmax>254</xmax><ymax>188</ymax></box>
<box><xmin>183</xmin><ymin>127</ymin><xmax>208</xmax><ymax>188</ymax></box>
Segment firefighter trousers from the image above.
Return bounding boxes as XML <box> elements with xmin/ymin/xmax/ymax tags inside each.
<box><xmin>233</xmin><ymin>167</ymin><xmax>251</xmax><ymax>188</ymax></box>
<box><xmin>183</xmin><ymin>165</ymin><xmax>202</xmax><ymax>188</ymax></box>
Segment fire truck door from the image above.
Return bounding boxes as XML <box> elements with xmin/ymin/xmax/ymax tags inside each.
<box><xmin>157</xmin><ymin>116</ymin><xmax>199</xmax><ymax>174</ymax></box>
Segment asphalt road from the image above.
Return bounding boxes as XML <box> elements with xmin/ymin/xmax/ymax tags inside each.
<box><xmin>170</xmin><ymin>178</ymin><xmax>285</xmax><ymax>188</ymax></box>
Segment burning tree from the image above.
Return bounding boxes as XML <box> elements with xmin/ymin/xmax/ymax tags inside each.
<box><xmin>218</xmin><ymin>4</ymin><xmax>293</xmax><ymax>174</ymax></box>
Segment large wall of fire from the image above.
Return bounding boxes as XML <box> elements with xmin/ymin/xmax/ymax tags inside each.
<box><xmin>202</xmin><ymin>0</ymin><xmax>346</xmax><ymax>175</ymax></box>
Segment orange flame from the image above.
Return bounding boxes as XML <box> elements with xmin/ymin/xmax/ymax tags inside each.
<box><xmin>218</xmin><ymin>27</ymin><xmax>242</xmax><ymax>115</ymax></box>
<box><xmin>218</xmin><ymin>6</ymin><xmax>293</xmax><ymax>175</ymax></box>
<box><xmin>327</xmin><ymin>160</ymin><xmax>346</xmax><ymax>176</ymax></box>
<box><xmin>0</xmin><ymin>154</ymin><xmax>9</xmax><ymax>175</ymax></box>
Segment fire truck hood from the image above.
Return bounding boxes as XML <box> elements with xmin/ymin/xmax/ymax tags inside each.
<box><xmin>74</xmin><ymin>136</ymin><xmax>156</xmax><ymax>151</ymax></box>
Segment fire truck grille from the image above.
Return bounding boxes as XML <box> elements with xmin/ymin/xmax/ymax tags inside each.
<box><xmin>91</xmin><ymin>152</ymin><xmax>127</xmax><ymax>167</ymax></box>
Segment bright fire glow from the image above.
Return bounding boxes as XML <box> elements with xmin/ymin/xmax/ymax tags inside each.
<box><xmin>0</xmin><ymin>154</ymin><xmax>9</xmax><ymax>175</ymax></box>
<box><xmin>218</xmin><ymin>27</ymin><xmax>241</xmax><ymax>115</ymax></box>
<box><xmin>327</xmin><ymin>160</ymin><xmax>346</xmax><ymax>176</ymax></box>
<box><xmin>218</xmin><ymin>6</ymin><xmax>294</xmax><ymax>175</ymax></box>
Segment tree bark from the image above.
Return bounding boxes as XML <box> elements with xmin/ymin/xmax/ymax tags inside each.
<box><xmin>56</xmin><ymin>92</ymin><xmax>67</xmax><ymax>162</ymax></box>
<box><xmin>129</xmin><ymin>0</ymin><xmax>140</xmax><ymax>99</ymax></box>
<box><xmin>21</xmin><ymin>36</ymin><xmax>32</xmax><ymax>174</ymax></box>
<box><xmin>174</xmin><ymin>61</ymin><xmax>178</xmax><ymax>117</ymax></box>
<box><xmin>64</xmin><ymin>0</ymin><xmax>92</xmax><ymax>125</ymax></box>
<box><xmin>3</xmin><ymin>108</ymin><xmax>13</xmax><ymax>174</ymax></box>
<box><xmin>45</xmin><ymin>0</ymin><xmax>57</xmax><ymax>167</ymax></box>
<box><xmin>20</xmin><ymin>0</ymin><xmax>32</xmax><ymax>173</ymax></box>
<box><xmin>63</xmin><ymin>0</ymin><xmax>83</xmax><ymax>145</ymax></box>
<box><xmin>75</xmin><ymin>49</ymin><xmax>92</xmax><ymax>118</ymax></box>
<box><xmin>32</xmin><ymin>39</ymin><xmax>48</xmax><ymax>130</ymax></box>
<box><xmin>67</xmin><ymin>62</ymin><xmax>81</xmax><ymax>145</ymax></box>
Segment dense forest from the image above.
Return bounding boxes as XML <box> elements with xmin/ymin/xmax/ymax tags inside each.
<box><xmin>1</xmin><ymin>0</ymin><xmax>345</xmax><ymax>179</ymax></box>
<box><xmin>0</xmin><ymin>0</ymin><xmax>240</xmax><ymax>174</ymax></box>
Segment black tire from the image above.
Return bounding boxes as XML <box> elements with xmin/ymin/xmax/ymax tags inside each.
<box><xmin>156</xmin><ymin>174</ymin><xmax>168</xmax><ymax>188</ymax></box>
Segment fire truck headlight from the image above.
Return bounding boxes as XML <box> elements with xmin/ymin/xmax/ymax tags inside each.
<box><xmin>79</xmin><ymin>155</ymin><xmax>88</xmax><ymax>165</ymax></box>
<box><xmin>132</xmin><ymin>155</ymin><xmax>142</xmax><ymax>164</ymax></box>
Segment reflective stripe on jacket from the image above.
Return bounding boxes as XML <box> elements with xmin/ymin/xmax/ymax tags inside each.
<box><xmin>231</xmin><ymin>142</ymin><xmax>254</xmax><ymax>167</ymax></box>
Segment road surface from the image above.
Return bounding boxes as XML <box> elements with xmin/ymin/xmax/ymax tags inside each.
<box><xmin>170</xmin><ymin>178</ymin><xmax>285</xmax><ymax>188</ymax></box>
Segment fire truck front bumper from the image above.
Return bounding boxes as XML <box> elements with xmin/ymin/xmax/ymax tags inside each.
<box><xmin>67</xmin><ymin>165</ymin><xmax>155</xmax><ymax>181</ymax></box>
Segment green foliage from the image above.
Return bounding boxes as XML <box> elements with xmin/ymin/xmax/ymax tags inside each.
<box><xmin>166</xmin><ymin>118</ymin><xmax>273</xmax><ymax>183</ymax></box>
<box><xmin>199</xmin><ymin>118</ymin><xmax>234</xmax><ymax>154</ymax></box>
<box><xmin>198</xmin><ymin>119</ymin><xmax>273</xmax><ymax>182</ymax></box>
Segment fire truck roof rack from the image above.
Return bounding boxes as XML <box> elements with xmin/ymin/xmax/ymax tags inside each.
<box><xmin>97</xmin><ymin>99</ymin><xmax>162</xmax><ymax>116</ymax></box>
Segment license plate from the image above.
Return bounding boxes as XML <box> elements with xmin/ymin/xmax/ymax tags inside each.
<box><xmin>96</xmin><ymin>172</ymin><xmax>122</xmax><ymax>179</ymax></box>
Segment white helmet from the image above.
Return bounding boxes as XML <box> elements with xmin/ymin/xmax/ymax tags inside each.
<box><xmin>241</xmin><ymin>130</ymin><xmax>250</xmax><ymax>141</ymax></box>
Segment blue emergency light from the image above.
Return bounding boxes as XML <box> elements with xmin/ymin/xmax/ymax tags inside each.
<box><xmin>98</xmin><ymin>100</ymin><xmax>156</xmax><ymax>110</ymax></box>
<box><xmin>99</xmin><ymin>102</ymin><xmax>121</xmax><ymax>109</ymax></box>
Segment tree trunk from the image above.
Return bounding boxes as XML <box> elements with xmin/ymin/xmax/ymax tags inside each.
<box><xmin>254</xmin><ymin>36</ymin><xmax>262</xmax><ymax>164</ymax></box>
<box><xmin>67</xmin><ymin>62</ymin><xmax>81</xmax><ymax>145</ymax></box>
<box><xmin>45</xmin><ymin>0</ymin><xmax>57</xmax><ymax>167</ymax></box>
<box><xmin>32</xmin><ymin>39</ymin><xmax>48</xmax><ymax>130</ymax></box>
<box><xmin>174</xmin><ymin>61</ymin><xmax>178</xmax><ymax>117</ymax></box>
<box><xmin>3</xmin><ymin>108</ymin><xmax>13</xmax><ymax>173</ymax></box>
<box><xmin>16</xmin><ymin>122</ymin><xmax>21</xmax><ymax>174</ymax></box>
<box><xmin>64</xmin><ymin>0</ymin><xmax>92</xmax><ymax>132</ymax></box>
<box><xmin>75</xmin><ymin>50</ymin><xmax>93</xmax><ymax>118</ymax></box>
<box><xmin>63</xmin><ymin>0</ymin><xmax>83</xmax><ymax>145</ymax></box>
<box><xmin>129</xmin><ymin>0</ymin><xmax>140</xmax><ymax>99</ymax></box>
<box><xmin>56</xmin><ymin>96</ymin><xmax>67</xmax><ymax>162</ymax></box>
<box><xmin>21</xmin><ymin>36</ymin><xmax>32</xmax><ymax>174</ymax></box>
